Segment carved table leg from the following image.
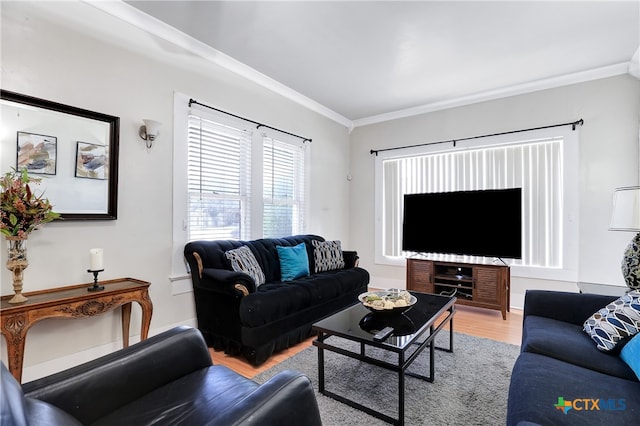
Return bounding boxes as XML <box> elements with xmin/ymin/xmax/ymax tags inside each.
<box><xmin>1</xmin><ymin>313</ymin><xmax>29</xmax><ymax>382</ymax></box>
<box><xmin>138</xmin><ymin>290</ymin><xmax>153</xmax><ymax>340</ymax></box>
<box><xmin>121</xmin><ymin>302</ymin><xmax>131</xmax><ymax>347</ymax></box>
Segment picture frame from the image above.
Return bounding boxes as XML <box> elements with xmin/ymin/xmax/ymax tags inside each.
<box><xmin>16</xmin><ymin>131</ymin><xmax>57</xmax><ymax>175</ymax></box>
<box><xmin>75</xmin><ymin>141</ymin><xmax>108</xmax><ymax>180</ymax></box>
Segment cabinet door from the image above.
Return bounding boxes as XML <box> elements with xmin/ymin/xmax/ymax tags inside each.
<box><xmin>407</xmin><ymin>260</ymin><xmax>434</xmax><ymax>293</ymax></box>
<box><xmin>473</xmin><ymin>266</ymin><xmax>501</xmax><ymax>305</ymax></box>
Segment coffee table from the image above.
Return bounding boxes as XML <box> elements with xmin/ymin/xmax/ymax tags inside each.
<box><xmin>312</xmin><ymin>291</ymin><xmax>456</xmax><ymax>425</ymax></box>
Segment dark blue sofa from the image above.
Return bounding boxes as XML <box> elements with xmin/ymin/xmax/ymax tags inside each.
<box><xmin>184</xmin><ymin>235</ymin><xmax>369</xmax><ymax>365</ymax></box>
<box><xmin>507</xmin><ymin>290</ymin><xmax>640</xmax><ymax>425</ymax></box>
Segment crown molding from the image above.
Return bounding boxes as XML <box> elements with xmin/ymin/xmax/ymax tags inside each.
<box><xmin>86</xmin><ymin>1</ymin><xmax>636</xmax><ymax>131</ymax></box>
<box><xmin>352</xmin><ymin>62</ymin><xmax>632</xmax><ymax>128</ymax></box>
<box><xmin>87</xmin><ymin>1</ymin><xmax>353</xmax><ymax>128</ymax></box>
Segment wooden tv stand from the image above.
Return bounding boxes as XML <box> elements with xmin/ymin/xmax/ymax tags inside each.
<box><xmin>406</xmin><ymin>258</ymin><xmax>510</xmax><ymax>319</ymax></box>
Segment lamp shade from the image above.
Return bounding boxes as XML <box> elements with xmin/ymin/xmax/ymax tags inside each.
<box><xmin>610</xmin><ymin>186</ymin><xmax>640</xmax><ymax>231</ymax></box>
<box><xmin>143</xmin><ymin>119</ymin><xmax>162</xmax><ymax>136</ymax></box>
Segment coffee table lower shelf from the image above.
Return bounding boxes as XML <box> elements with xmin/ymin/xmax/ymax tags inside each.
<box><xmin>312</xmin><ymin>294</ymin><xmax>455</xmax><ymax>426</ymax></box>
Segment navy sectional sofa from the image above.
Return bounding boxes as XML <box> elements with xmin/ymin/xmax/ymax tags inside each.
<box><xmin>507</xmin><ymin>290</ymin><xmax>640</xmax><ymax>425</ymax></box>
<box><xmin>184</xmin><ymin>235</ymin><xmax>369</xmax><ymax>365</ymax></box>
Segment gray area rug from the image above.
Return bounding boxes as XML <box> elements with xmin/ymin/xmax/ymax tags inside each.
<box><xmin>254</xmin><ymin>332</ymin><xmax>520</xmax><ymax>425</ymax></box>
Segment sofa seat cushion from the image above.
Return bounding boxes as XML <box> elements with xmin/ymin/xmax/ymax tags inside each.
<box><xmin>239</xmin><ymin>268</ymin><xmax>369</xmax><ymax>327</ymax></box>
<box><xmin>507</xmin><ymin>352</ymin><xmax>640</xmax><ymax>426</ymax></box>
<box><xmin>522</xmin><ymin>315</ymin><xmax>637</xmax><ymax>380</ymax></box>
<box><xmin>91</xmin><ymin>365</ymin><xmax>258</xmax><ymax>426</ymax></box>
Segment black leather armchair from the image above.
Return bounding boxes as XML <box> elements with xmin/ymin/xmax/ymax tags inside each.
<box><xmin>1</xmin><ymin>326</ymin><xmax>322</xmax><ymax>426</ymax></box>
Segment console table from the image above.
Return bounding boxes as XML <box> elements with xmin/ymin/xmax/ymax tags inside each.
<box><xmin>0</xmin><ymin>278</ymin><xmax>153</xmax><ymax>382</ymax></box>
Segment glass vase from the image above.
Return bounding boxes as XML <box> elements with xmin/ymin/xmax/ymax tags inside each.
<box><xmin>6</xmin><ymin>236</ymin><xmax>29</xmax><ymax>304</ymax></box>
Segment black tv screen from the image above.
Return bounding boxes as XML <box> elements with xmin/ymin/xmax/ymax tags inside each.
<box><xmin>402</xmin><ymin>188</ymin><xmax>522</xmax><ymax>259</ymax></box>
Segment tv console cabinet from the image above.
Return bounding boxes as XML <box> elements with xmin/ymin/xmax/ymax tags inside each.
<box><xmin>406</xmin><ymin>258</ymin><xmax>510</xmax><ymax>320</ymax></box>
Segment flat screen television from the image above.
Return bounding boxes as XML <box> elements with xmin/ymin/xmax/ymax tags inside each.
<box><xmin>402</xmin><ymin>188</ymin><xmax>522</xmax><ymax>259</ymax></box>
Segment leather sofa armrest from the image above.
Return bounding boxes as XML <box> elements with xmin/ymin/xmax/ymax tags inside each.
<box><xmin>215</xmin><ymin>370</ymin><xmax>322</xmax><ymax>426</ymax></box>
<box><xmin>343</xmin><ymin>251</ymin><xmax>359</xmax><ymax>269</ymax></box>
<box><xmin>22</xmin><ymin>326</ymin><xmax>212</xmax><ymax>425</ymax></box>
<box><xmin>523</xmin><ymin>290</ymin><xmax>618</xmax><ymax>326</ymax></box>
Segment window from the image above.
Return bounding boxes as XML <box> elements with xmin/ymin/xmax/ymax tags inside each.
<box><xmin>187</xmin><ymin>115</ymin><xmax>252</xmax><ymax>241</ymax></box>
<box><xmin>179</xmin><ymin>95</ymin><xmax>308</xmax><ymax>257</ymax></box>
<box><xmin>374</xmin><ymin>126</ymin><xmax>578</xmax><ymax>281</ymax></box>
<box><xmin>263</xmin><ymin>136</ymin><xmax>306</xmax><ymax>238</ymax></box>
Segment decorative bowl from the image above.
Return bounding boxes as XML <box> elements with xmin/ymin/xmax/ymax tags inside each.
<box><xmin>358</xmin><ymin>289</ymin><xmax>417</xmax><ymax>314</ymax></box>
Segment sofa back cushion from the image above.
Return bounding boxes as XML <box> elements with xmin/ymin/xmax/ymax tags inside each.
<box><xmin>247</xmin><ymin>235</ymin><xmax>322</xmax><ymax>282</ymax></box>
<box><xmin>186</xmin><ymin>235</ymin><xmax>324</xmax><ymax>284</ymax></box>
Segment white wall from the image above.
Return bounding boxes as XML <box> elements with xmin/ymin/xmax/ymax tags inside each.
<box><xmin>0</xmin><ymin>2</ymin><xmax>352</xmax><ymax>381</ymax></box>
<box><xmin>349</xmin><ymin>75</ymin><xmax>640</xmax><ymax>308</ymax></box>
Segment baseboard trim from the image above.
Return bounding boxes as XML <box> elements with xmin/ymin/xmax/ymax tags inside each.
<box><xmin>18</xmin><ymin>319</ymin><xmax>198</xmax><ymax>383</ymax></box>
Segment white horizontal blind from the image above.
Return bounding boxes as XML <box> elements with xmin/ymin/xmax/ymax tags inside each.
<box><xmin>187</xmin><ymin>114</ymin><xmax>252</xmax><ymax>241</ymax></box>
<box><xmin>262</xmin><ymin>136</ymin><xmax>305</xmax><ymax>238</ymax></box>
<box><xmin>382</xmin><ymin>138</ymin><xmax>563</xmax><ymax>267</ymax></box>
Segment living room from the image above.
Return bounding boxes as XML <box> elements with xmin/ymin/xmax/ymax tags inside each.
<box><xmin>1</xmin><ymin>0</ymin><xmax>639</xmax><ymax>414</ymax></box>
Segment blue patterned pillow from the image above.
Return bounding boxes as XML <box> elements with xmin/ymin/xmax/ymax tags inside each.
<box><xmin>277</xmin><ymin>243</ymin><xmax>310</xmax><ymax>281</ymax></box>
<box><xmin>225</xmin><ymin>245</ymin><xmax>265</xmax><ymax>286</ymax></box>
<box><xmin>583</xmin><ymin>290</ymin><xmax>640</xmax><ymax>352</ymax></box>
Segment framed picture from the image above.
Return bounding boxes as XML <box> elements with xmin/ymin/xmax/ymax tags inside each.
<box><xmin>16</xmin><ymin>131</ymin><xmax>57</xmax><ymax>175</ymax></box>
<box><xmin>75</xmin><ymin>141</ymin><xmax>108</xmax><ymax>180</ymax></box>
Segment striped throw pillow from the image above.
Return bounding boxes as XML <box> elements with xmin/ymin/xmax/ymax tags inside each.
<box><xmin>312</xmin><ymin>240</ymin><xmax>345</xmax><ymax>273</ymax></box>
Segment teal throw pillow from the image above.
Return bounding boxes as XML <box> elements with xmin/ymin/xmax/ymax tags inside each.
<box><xmin>277</xmin><ymin>243</ymin><xmax>310</xmax><ymax>281</ymax></box>
<box><xmin>620</xmin><ymin>333</ymin><xmax>640</xmax><ymax>380</ymax></box>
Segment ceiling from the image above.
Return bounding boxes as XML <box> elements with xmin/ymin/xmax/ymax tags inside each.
<box><xmin>123</xmin><ymin>1</ymin><xmax>639</xmax><ymax>127</ymax></box>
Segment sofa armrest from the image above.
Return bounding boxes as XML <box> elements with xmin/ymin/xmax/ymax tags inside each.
<box><xmin>215</xmin><ymin>370</ymin><xmax>322</xmax><ymax>426</ymax></box>
<box><xmin>523</xmin><ymin>290</ymin><xmax>618</xmax><ymax>326</ymax></box>
<box><xmin>343</xmin><ymin>251</ymin><xmax>359</xmax><ymax>269</ymax></box>
<box><xmin>22</xmin><ymin>326</ymin><xmax>213</xmax><ymax>425</ymax></box>
<box><xmin>201</xmin><ymin>268</ymin><xmax>257</xmax><ymax>295</ymax></box>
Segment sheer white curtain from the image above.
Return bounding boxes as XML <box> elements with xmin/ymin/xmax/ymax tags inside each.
<box><xmin>382</xmin><ymin>138</ymin><xmax>563</xmax><ymax>267</ymax></box>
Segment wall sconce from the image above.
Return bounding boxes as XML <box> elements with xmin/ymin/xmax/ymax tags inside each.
<box><xmin>139</xmin><ymin>119</ymin><xmax>162</xmax><ymax>148</ymax></box>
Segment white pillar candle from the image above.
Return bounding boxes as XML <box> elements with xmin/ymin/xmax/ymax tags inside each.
<box><xmin>90</xmin><ymin>248</ymin><xmax>104</xmax><ymax>271</ymax></box>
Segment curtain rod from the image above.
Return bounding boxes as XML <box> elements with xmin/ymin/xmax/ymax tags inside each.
<box><xmin>188</xmin><ymin>99</ymin><xmax>312</xmax><ymax>143</ymax></box>
<box><xmin>369</xmin><ymin>118</ymin><xmax>584</xmax><ymax>155</ymax></box>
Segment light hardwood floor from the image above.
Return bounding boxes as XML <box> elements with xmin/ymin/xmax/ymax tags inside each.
<box><xmin>210</xmin><ymin>304</ymin><xmax>523</xmax><ymax>379</ymax></box>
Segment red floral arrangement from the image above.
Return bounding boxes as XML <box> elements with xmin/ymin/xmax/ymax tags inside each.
<box><xmin>0</xmin><ymin>168</ymin><xmax>60</xmax><ymax>237</ymax></box>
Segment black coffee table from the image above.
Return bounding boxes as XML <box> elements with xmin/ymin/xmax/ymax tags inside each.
<box><xmin>312</xmin><ymin>291</ymin><xmax>456</xmax><ymax>425</ymax></box>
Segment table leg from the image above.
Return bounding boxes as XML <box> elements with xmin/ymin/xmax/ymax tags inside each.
<box><xmin>138</xmin><ymin>291</ymin><xmax>153</xmax><ymax>340</ymax></box>
<box><xmin>121</xmin><ymin>302</ymin><xmax>131</xmax><ymax>347</ymax></box>
<box><xmin>449</xmin><ymin>310</ymin><xmax>454</xmax><ymax>352</ymax></box>
<box><xmin>430</xmin><ymin>325</ymin><xmax>435</xmax><ymax>381</ymax></box>
<box><xmin>318</xmin><ymin>332</ymin><xmax>325</xmax><ymax>393</ymax></box>
<box><xmin>1</xmin><ymin>313</ymin><xmax>29</xmax><ymax>382</ymax></box>
<box><xmin>399</xmin><ymin>353</ymin><xmax>405</xmax><ymax>426</ymax></box>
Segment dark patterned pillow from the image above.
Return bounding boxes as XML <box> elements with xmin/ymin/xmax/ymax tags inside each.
<box><xmin>225</xmin><ymin>245</ymin><xmax>265</xmax><ymax>286</ymax></box>
<box><xmin>312</xmin><ymin>240</ymin><xmax>345</xmax><ymax>272</ymax></box>
<box><xmin>583</xmin><ymin>290</ymin><xmax>640</xmax><ymax>352</ymax></box>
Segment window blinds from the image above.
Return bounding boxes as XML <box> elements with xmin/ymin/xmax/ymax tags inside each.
<box><xmin>262</xmin><ymin>136</ymin><xmax>305</xmax><ymax>238</ymax></box>
<box><xmin>187</xmin><ymin>114</ymin><xmax>252</xmax><ymax>241</ymax></box>
<box><xmin>382</xmin><ymin>138</ymin><xmax>563</xmax><ymax>267</ymax></box>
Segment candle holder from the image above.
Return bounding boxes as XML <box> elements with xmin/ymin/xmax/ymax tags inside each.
<box><xmin>87</xmin><ymin>269</ymin><xmax>105</xmax><ymax>292</ymax></box>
